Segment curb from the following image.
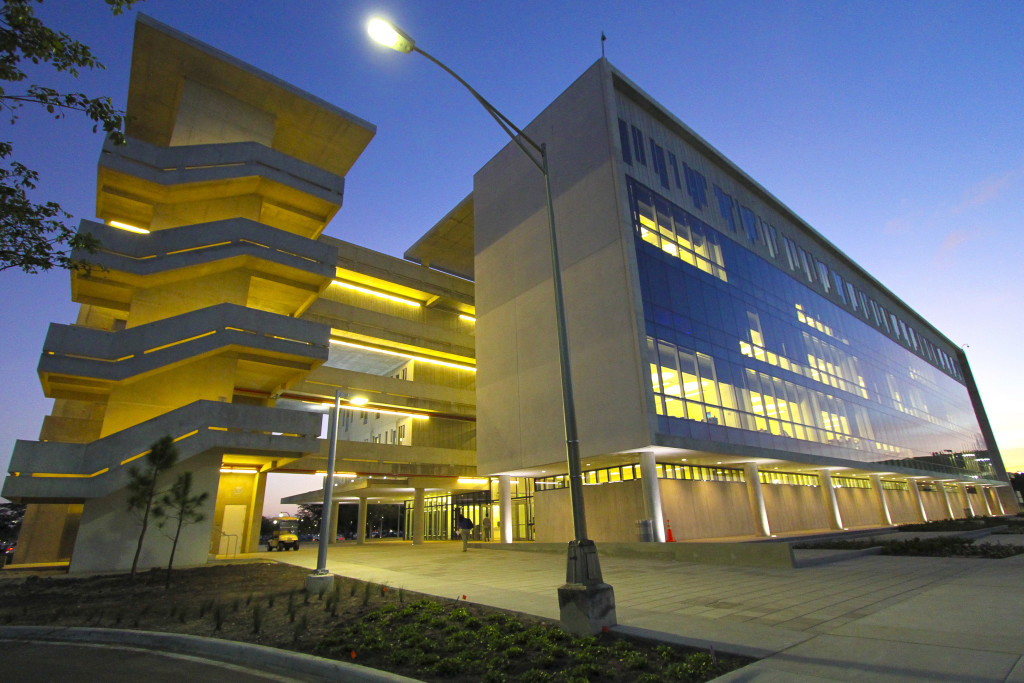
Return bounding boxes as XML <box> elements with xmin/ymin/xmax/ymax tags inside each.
<box><xmin>793</xmin><ymin>546</ymin><xmax>883</xmax><ymax>568</ymax></box>
<box><xmin>0</xmin><ymin>626</ymin><xmax>419</xmax><ymax>683</ymax></box>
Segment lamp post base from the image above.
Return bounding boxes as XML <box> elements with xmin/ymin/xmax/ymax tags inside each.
<box><xmin>305</xmin><ymin>571</ymin><xmax>334</xmax><ymax>596</ymax></box>
<box><xmin>558</xmin><ymin>582</ymin><xmax>616</xmax><ymax>635</ymax></box>
<box><xmin>559</xmin><ymin>540</ymin><xmax>616</xmax><ymax>634</ymax></box>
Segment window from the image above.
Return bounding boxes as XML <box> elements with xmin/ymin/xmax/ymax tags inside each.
<box><xmin>683</xmin><ymin>164</ymin><xmax>708</xmax><ymax>210</ymax></box>
<box><xmin>740</xmin><ymin>205</ymin><xmax>759</xmax><ymax>244</ymax></box>
<box><xmin>714</xmin><ymin>186</ymin><xmax>737</xmax><ymax>232</ymax></box>
<box><xmin>627</xmin><ymin>177</ymin><xmax>727</xmax><ymax>282</ymax></box>
<box><xmin>618</xmin><ymin>119</ymin><xmax>632</xmax><ymax>165</ymax></box>
<box><xmin>668</xmin><ymin>152</ymin><xmax>681</xmax><ymax>188</ymax></box>
<box><xmin>816</xmin><ymin>259</ymin><xmax>831</xmax><ymax>292</ymax></box>
<box><xmin>781</xmin><ymin>235</ymin><xmax>799</xmax><ymax>271</ymax></box>
<box><xmin>764</xmin><ymin>223</ymin><xmax>779</xmax><ymax>259</ymax></box>
<box><xmin>631</xmin><ymin>125</ymin><xmax>646</xmax><ymax>165</ymax></box>
<box><xmin>650</xmin><ymin>140</ymin><xmax>669</xmax><ymax>188</ymax></box>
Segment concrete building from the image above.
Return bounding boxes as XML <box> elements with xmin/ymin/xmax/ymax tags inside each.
<box><xmin>472</xmin><ymin>59</ymin><xmax>1016</xmax><ymax>543</ymax></box>
<box><xmin>3</xmin><ymin>19</ymin><xmax>1015</xmax><ymax>572</ymax></box>
<box><xmin>3</xmin><ymin>17</ymin><xmax>479</xmax><ymax>572</ymax></box>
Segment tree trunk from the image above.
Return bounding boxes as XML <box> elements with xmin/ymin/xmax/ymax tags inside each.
<box><xmin>130</xmin><ymin>481</ymin><xmax>155</xmax><ymax>580</ymax></box>
<box><xmin>165</xmin><ymin>513</ymin><xmax>184</xmax><ymax>589</ymax></box>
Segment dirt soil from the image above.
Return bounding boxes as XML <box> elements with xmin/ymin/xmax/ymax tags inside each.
<box><xmin>0</xmin><ymin>560</ymin><xmax>752</xmax><ymax>682</ymax></box>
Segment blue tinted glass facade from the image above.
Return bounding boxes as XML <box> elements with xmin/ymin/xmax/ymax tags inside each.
<box><xmin>626</xmin><ymin>176</ymin><xmax>993</xmax><ymax>480</ymax></box>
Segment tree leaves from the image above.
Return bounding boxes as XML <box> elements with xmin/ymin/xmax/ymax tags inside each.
<box><xmin>0</xmin><ymin>0</ymin><xmax>140</xmax><ymax>273</ymax></box>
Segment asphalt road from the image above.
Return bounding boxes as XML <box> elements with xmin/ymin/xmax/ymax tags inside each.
<box><xmin>2</xmin><ymin>641</ymin><xmax>302</xmax><ymax>683</ymax></box>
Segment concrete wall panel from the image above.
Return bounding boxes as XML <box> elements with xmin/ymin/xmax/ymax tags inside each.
<box><xmin>534</xmin><ymin>482</ymin><xmax>646</xmax><ymax>544</ymax></box>
<box><xmin>70</xmin><ymin>452</ymin><xmax>221</xmax><ymax>574</ymax></box>
<box><xmin>886</xmin><ymin>489</ymin><xmax>922</xmax><ymax>524</ymax></box>
<box><xmin>476</xmin><ymin>60</ymin><xmax>650</xmax><ymax>475</ymax></box>
<box><xmin>921</xmin><ymin>490</ymin><xmax>952</xmax><ymax>520</ymax></box>
<box><xmin>835</xmin><ymin>487</ymin><xmax>879</xmax><ymax>528</ymax></box>
<box><xmin>659</xmin><ymin>479</ymin><xmax>754</xmax><ymax>540</ymax></box>
<box><xmin>762</xmin><ymin>484</ymin><xmax>830</xmax><ymax>534</ymax></box>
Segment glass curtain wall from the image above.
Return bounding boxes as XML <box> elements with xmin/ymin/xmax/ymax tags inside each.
<box><xmin>626</xmin><ymin>176</ymin><xmax>993</xmax><ymax>479</ymax></box>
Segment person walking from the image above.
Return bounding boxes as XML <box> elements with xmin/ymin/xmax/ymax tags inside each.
<box><xmin>457</xmin><ymin>512</ymin><xmax>474</xmax><ymax>552</ymax></box>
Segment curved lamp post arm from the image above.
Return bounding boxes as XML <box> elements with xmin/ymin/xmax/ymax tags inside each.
<box><xmin>413</xmin><ymin>46</ymin><xmax>545</xmax><ymax>172</ymax></box>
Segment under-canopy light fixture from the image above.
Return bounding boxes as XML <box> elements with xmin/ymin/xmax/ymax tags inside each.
<box><xmin>109</xmin><ymin>220</ymin><xmax>150</xmax><ymax>234</ymax></box>
<box><xmin>331</xmin><ymin>280</ymin><xmax>421</xmax><ymax>307</ymax></box>
<box><xmin>367</xmin><ymin>17</ymin><xmax>415</xmax><ymax>53</ymax></box>
<box><xmin>459</xmin><ymin>314</ymin><xmax>476</xmax><ymax>322</ymax></box>
<box><xmin>349</xmin><ymin>396</ymin><xmax>369</xmax><ymax>406</ymax></box>
<box><xmin>321</xmin><ymin>399</ymin><xmax>429</xmax><ymax>420</ymax></box>
<box><xmin>330</xmin><ymin>338</ymin><xmax>476</xmax><ymax>372</ymax></box>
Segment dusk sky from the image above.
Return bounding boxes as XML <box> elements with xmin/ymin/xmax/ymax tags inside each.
<box><xmin>1</xmin><ymin>1</ymin><xmax>1021</xmax><ymax>514</ymax></box>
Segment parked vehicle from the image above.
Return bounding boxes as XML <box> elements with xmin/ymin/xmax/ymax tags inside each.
<box><xmin>266</xmin><ymin>516</ymin><xmax>300</xmax><ymax>551</ymax></box>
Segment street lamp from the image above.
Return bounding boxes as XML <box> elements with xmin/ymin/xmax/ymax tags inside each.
<box><xmin>306</xmin><ymin>389</ymin><xmax>341</xmax><ymax>595</ymax></box>
<box><xmin>368</xmin><ymin>17</ymin><xmax>615</xmax><ymax>633</ymax></box>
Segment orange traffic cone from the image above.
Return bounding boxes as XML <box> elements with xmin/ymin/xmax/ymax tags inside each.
<box><xmin>665</xmin><ymin>519</ymin><xmax>676</xmax><ymax>542</ymax></box>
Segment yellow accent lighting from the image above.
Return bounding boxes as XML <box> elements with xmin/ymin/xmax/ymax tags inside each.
<box><xmin>108</xmin><ymin>220</ymin><xmax>150</xmax><ymax>234</ymax></box>
<box><xmin>32</xmin><ymin>467</ymin><xmax>109</xmax><ymax>478</ymax></box>
<box><xmin>337</xmin><ymin>404</ymin><xmax>429</xmax><ymax>420</ymax></box>
<box><xmin>457</xmin><ymin>477</ymin><xmax>489</xmax><ymax>486</ymax></box>
<box><xmin>143</xmin><ymin>331</ymin><xmax>216</xmax><ymax>354</ymax></box>
<box><xmin>349</xmin><ymin>396</ymin><xmax>369</xmax><ymax>406</ymax></box>
<box><xmin>459</xmin><ymin>314</ymin><xmax>476</xmax><ymax>322</ymax></box>
<box><xmin>330</xmin><ymin>339</ymin><xmax>476</xmax><ymax>372</ymax></box>
<box><xmin>219</xmin><ymin>467</ymin><xmax>258</xmax><ymax>474</ymax></box>
<box><xmin>331</xmin><ymin>280</ymin><xmax>421</xmax><ymax>307</ymax></box>
<box><xmin>121</xmin><ymin>451</ymin><xmax>148</xmax><ymax>466</ymax></box>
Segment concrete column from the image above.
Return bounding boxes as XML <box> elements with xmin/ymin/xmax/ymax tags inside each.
<box><xmin>498</xmin><ymin>475</ymin><xmax>513</xmax><ymax>544</ymax></box>
<box><xmin>992</xmin><ymin>488</ymin><xmax>1006</xmax><ymax>515</ymax></box>
<box><xmin>958</xmin><ymin>483</ymin><xmax>975</xmax><ymax>518</ymax></box>
<box><xmin>357</xmin><ymin>498</ymin><xmax>367</xmax><ymax>544</ymax></box>
<box><xmin>743</xmin><ymin>463</ymin><xmax>771</xmax><ymax>537</ymax></box>
<box><xmin>412</xmin><ymin>488</ymin><xmax>425</xmax><ymax>545</ymax></box>
<box><xmin>818</xmin><ymin>470</ymin><xmax>843</xmax><ymax>530</ymax></box>
<box><xmin>937</xmin><ymin>482</ymin><xmax>955</xmax><ymax>519</ymax></box>
<box><xmin>328</xmin><ymin>502</ymin><xmax>340</xmax><ymax>544</ymax></box>
<box><xmin>911</xmin><ymin>479</ymin><xmax>928</xmax><ymax>522</ymax></box>
<box><xmin>980</xmin><ymin>487</ymin><xmax>994</xmax><ymax>517</ymax></box>
<box><xmin>870</xmin><ymin>474</ymin><xmax>892</xmax><ymax>526</ymax></box>
<box><xmin>638</xmin><ymin>452</ymin><xmax>665</xmax><ymax>542</ymax></box>
<box><xmin>247</xmin><ymin>471</ymin><xmax>268</xmax><ymax>553</ymax></box>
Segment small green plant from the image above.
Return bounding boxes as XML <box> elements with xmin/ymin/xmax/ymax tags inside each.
<box><xmin>293</xmin><ymin>613</ymin><xmax>308</xmax><ymax>644</ymax></box>
<box><xmin>252</xmin><ymin>604</ymin><xmax>263</xmax><ymax>634</ymax></box>
<box><xmin>620</xmin><ymin>649</ymin><xmax>649</xmax><ymax>670</ymax></box>
<box><xmin>362</xmin><ymin>582</ymin><xmax>372</xmax><ymax>607</ymax></box>
<box><xmin>245</xmin><ymin>593</ymin><xmax>253</xmax><ymax>606</ymax></box>
<box><xmin>212</xmin><ymin>602</ymin><xmax>224</xmax><ymax>631</ymax></box>
<box><xmin>267</xmin><ymin>593</ymin><xmax>275</xmax><ymax>608</ymax></box>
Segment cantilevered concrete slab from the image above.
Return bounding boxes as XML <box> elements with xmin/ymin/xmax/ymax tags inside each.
<box><xmin>127</xmin><ymin>15</ymin><xmax>375</xmax><ymax>178</ymax></box>
<box><xmin>404</xmin><ymin>194</ymin><xmax>474</xmax><ymax>280</ymax></box>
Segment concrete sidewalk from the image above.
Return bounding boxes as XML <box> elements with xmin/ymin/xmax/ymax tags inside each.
<box><xmin>263</xmin><ymin>539</ymin><xmax>1024</xmax><ymax>681</ymax></box>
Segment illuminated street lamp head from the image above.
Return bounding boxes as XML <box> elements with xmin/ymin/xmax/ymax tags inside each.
<box><xmin>367</xmin><ymin>18</ymin><xmax>415</xmax><ymax>53</ymax></box>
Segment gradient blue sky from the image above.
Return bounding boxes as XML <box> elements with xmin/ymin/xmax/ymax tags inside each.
<box><xmin>1</xmin><ymin>1</ymin><xmax>1021</xmax><ymax>514</ymax></box>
